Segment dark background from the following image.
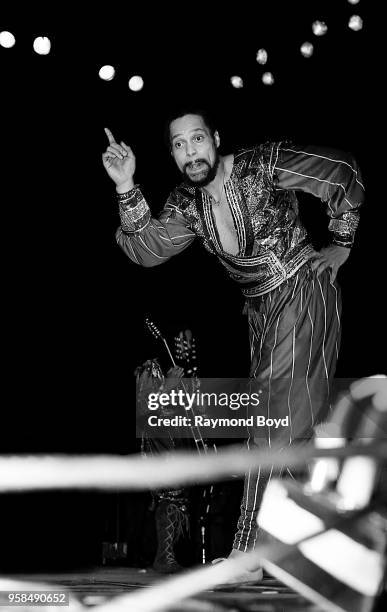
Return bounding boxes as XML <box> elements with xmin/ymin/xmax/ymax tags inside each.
<box><xmin>0</xmin><ymin>2</ymin><xmax>383</xmax><ymax>571</ymax></box>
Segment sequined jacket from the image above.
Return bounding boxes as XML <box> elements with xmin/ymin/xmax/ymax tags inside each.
<box><xmin>116</xmin><ymin>142</ymin><xmax>364</xmax><ymax>297</ymax></box>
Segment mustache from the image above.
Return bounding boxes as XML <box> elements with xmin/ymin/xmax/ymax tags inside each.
<box><xmin>184</xmin><ymin>159</ymin><xmax>209</xmax><ymax>172</ymax></box>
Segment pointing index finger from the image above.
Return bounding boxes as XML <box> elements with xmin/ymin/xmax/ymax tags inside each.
<box><xmin>104</xmin><ymin>127</ymin><xmax>116</xmax><ymax>144</ymax></box>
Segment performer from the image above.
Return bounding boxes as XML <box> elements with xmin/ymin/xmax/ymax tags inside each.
<box><xmin>136</xmin><ymin>358</ymin><xmax>190</xmax><ymax>573</ymax></box>
<box><xmin>102</xmin><ymin>107</ymin><xmax>364</xmax><ymax>580</ymax></box>
<box><xmin>135</xmin><ymin>330</ymin><xmax>201</xmax><ymax>573</ymax></box>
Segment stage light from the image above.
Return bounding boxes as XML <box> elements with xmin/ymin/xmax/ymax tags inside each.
<box><xmin>128</xmin><ymin>75</ymin><xmax>144</xmax><ymax>92</ymax></box>
<box><xmin>230</xmin><ymin>75</ymin><xmax>243</xmax><ymax>88</ymax></box>
<box><xmin>348</xmin><ymin>15</ymin><xmax>363</xmax><ymax>31</ymax></box>
<box><xmin>262</xmin><ymin>72</ymin><xmax>274</xmax><ymax>86</ymax></box>
<box><xmin>256</xmin><ymin>49</ymin><xmax>268</xmax><ymax>65</ymax></box>
<box><xmin>99</xmin><ymin>65</ymin><xmax>115</xmax><ymax>81</ymax></box>
<box><xmin>33</xmin><ymin>37</ymin><xmax>51</xmax><ymax>55</ymax></box>
<box><xmin>312</xmin><ymin>21</ymin><xmax>328</xmax><ymax>36</ymax></box>
<box><xmin>300</xmin><ymin>42</ymin><xmax>314</xmax><ymax>58</ymax></box>
<box><xmin>348</xmin><ymin>0</ymin><xmax>360</xmax><ymax>4</ymax></box>
<box><xmin>0</xmin><ymin>31</ymin><xmax>16</xmax><ymax>48</ymax></box>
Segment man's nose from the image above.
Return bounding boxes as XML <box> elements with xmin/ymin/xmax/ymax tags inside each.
<box><xmin>186</xmin><ymin>142</ymin><xmax>197</xmax><ymax>156</ymax></box>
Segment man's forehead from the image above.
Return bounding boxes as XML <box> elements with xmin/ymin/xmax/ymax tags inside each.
<box><xmin>170</xmin><ymin>114</ymin><xmax>208</xmax><ymax>138</ymax></box>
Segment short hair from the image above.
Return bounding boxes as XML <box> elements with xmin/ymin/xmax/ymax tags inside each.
<box><xmin>164</xmin><ymin>106</ymin><xmax>217</xmax><ymax>150</ymax></box>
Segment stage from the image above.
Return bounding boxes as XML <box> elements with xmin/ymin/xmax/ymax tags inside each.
<box><xmin>2</xmin><ymin>567</ymin><xmax>324</xmax><ymax>611</ymax></box>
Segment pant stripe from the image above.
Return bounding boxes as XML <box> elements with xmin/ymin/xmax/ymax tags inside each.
<box><xmin>236</xmin><ymin>436</ymin><xmax>252</xmax><ymax>550</ymax></box>
<box><xmin>317</xmin><ymin>276</ymin><xmax>330</xmax><ymax>396</ymax></box>
<box><xmin>306</xmin><ymin>306</ymin><xmax>315</xmax><ymax>427</ymax></box>
<box><xmin>249</xmin><ymin>318</ymin><xmax>260</xmax><ymax>361</ymax></box>
<box><xmin>331</xmin><ymin>280</ymin><xmax>341</xmax><ymax>361</ymax></box>
<box><xmin>287</xmin><ymin>324</ymin><xmax>296</xmax><ymax>444</ymax></box>
<box><xmin>252</xmin><ymin>465</ymin><xmax>274</xmax><ymax>549</ymax></box>
<box><xmin>244</xmin><ymin>465</ymin><xmax>261</xmax><ymax>552</ymax></box>
<box><xmin>255</xmin><ymin>316</ymin><xmax>265</xmax><ymax>373</ymax></box>
<box><xmin>291</xmin><ymin>272</ymin><xmax>299</xmax><ymax>299</ymax></box>
<box><xmin>286</xmin><ymin>467</ymin><xmax>297</xmax><ymax>481</ymax></box>
<box><xmin>267</xmin><ymin>314</ymin><xmax>281</xmax><ymax>448</ymax></box>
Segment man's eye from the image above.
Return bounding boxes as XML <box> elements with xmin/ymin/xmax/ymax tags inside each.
<box><xmin>194</xmin><ymin>135</ymin><xmax>204</xmax><ymax>142</ymax></box>
<box><xmin>174</xmin><ymin>142</ymin><xmax>183</xmax><ymax>149</ymax></box>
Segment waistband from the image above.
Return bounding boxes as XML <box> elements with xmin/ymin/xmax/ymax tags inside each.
<box><xmin>218</xmin><ymin>243</ymin><xmax>314</xmax><ymax>297</ymax></box>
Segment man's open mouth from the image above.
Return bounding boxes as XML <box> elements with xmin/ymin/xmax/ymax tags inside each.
<box><xmin>188</xmin><ymin>161</ymin><xmax>206</xmax><ymax>171</ymax></box>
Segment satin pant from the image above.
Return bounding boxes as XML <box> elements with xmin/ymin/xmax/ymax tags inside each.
<box><xmin>233</xmin><ymin>264</ymin><xmax>342</xmax><ymax>551</ymax></box>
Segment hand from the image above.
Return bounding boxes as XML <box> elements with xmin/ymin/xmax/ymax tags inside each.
<box><xmin>135</xmin><ymin>359</ymin><xmax>163</xmax><ymax>390</ymax></box>
<box><xmin>163</xmin><ymin>366</ymin><xmax>184</xmax><ymax>393</ymax></box>
<box><xmin>102</xmin><ymin>127</ymin><xmax>136</xmax><ymax>188</ymax></box>
<box><xmin>306</xmin><ymin>245</ymin><xmax>350</xmax><ymax>282</ymax></box>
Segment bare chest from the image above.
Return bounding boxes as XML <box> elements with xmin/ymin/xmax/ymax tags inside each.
<box><xmin>211</xmin><ymin>198</ymin><xmax>239</xmax><ymax>255</ymax></box>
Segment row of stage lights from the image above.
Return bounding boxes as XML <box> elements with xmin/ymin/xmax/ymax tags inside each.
<box><xmin>247</xmin><ymin>12</ymin><xmax>363</xmax><ymax>88</ymax></box>
<box><xmin>97</xmin><ymin>9</ymin><xmax>363</xmax><ymax>91</ymax></box>
<box><xmin>0</xmin><ymin>3</ymin><xmax>364</xmax><ymax>91</ymax></box>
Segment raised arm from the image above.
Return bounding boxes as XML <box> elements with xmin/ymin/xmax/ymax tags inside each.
<box><xmin>102</xmin><ymin>128</ymin><xmax>195</xmax><ymax>267</ymax></box>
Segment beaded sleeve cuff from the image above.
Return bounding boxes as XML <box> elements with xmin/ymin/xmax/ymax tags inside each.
<box><xmin>328</xmin><ymin>210</ymin><xmax>360</xmax><ymax>249</ymax></box>
<box><xmin>117</xmin><ymin>186</ymin><xmax>151</xmax><ymax>233</ymax></box>
<box><xmin>331</xmin><ymin>236</ymin><xmax>353</xmax><ymax>249</ymax></box>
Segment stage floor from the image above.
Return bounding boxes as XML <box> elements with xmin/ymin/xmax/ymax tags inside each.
<box><xmin>2</xmin><ymin>566</ymin><xmax>325</xmax><ymax>611</ymax></box>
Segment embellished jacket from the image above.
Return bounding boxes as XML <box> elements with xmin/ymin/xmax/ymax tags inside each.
<box><xmin>116</xmin><ymin>142</ymin><xmax>364</xmax><ymax>297</ymax></box>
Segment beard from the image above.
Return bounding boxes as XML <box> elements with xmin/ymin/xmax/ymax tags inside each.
<box><xmin>182</xmin><ymin>154</ymin><xmax>220</xmax><ymax>187</ymax></box>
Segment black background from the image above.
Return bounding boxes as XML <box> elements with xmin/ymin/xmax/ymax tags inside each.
<box><xmin>0</xmin><ymin>2</ymin><xmax>384</xmax><ymax>570</ymax></box>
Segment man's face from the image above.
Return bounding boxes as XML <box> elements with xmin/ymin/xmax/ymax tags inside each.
<box><xmin>169</xmin><ymin>114</ymin><xmax>220</xmax><ymax>187</ymax></box>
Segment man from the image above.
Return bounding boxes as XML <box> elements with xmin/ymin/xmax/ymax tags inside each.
<box><xmin>136</xmin><ymin>357</ymin><xmax>190</xmax><ymax>574</ymax></box>
<box><xmin>102</xmin><ymin>107</ymin><xmax>364</xmax><ymax>580</ymax></box>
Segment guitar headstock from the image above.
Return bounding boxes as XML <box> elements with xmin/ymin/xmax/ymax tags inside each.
<box><xmin>145</xmin><ymin>317</ymin><xmax>163</xmax><ymax>341</ymax></box>
<box><xmin>174</xmin><ymin>329</ymin><xmax>198</xmax><ymax>377</ymax></box>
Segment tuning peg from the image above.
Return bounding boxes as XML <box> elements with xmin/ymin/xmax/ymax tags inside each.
<box><xmin>144</xmin><ymin>317</ymin><xmax>162</xmax><ymax>338</ymax></box>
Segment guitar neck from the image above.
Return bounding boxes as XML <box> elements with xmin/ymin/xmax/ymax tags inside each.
<box><xmin>146</xmin><ymin>320</ymin><xmax>207</xmax><ymax>454</ymax></box>
<box><xmin>162</xmin><ymin>337</ymin><xmax>177</xmax><ymax>367</ymax></box>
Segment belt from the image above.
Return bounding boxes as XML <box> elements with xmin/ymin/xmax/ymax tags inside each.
<box><xmin>218</xmin><ymin>243</ymin><xmax>314</xmax><ymax>297</ymax></box>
